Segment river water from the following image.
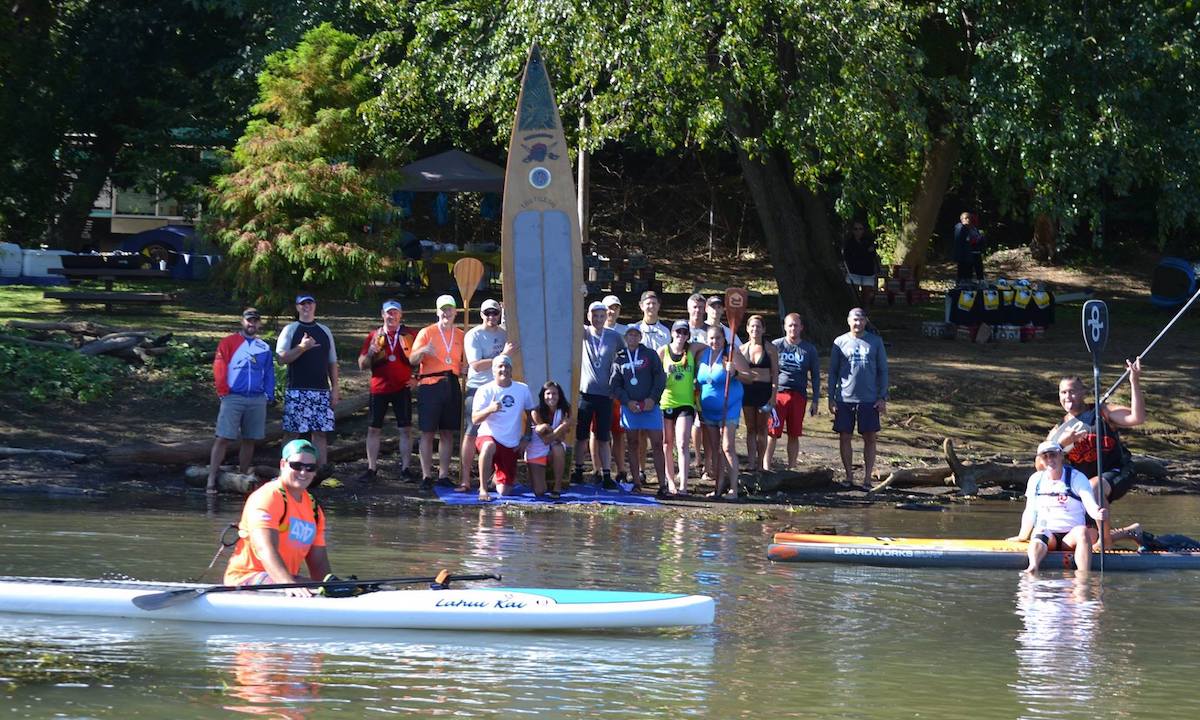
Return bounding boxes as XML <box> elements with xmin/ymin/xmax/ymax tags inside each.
<box><xmin>1</xmin><ymin>493</ymin><xmax>1197</xmax><ymax>719</ymax></box>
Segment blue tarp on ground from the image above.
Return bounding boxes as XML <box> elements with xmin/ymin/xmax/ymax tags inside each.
<box><xmin>434</xmin><ymin>483</ymin><xmax>660</xmax><ymax>506</ymax></box>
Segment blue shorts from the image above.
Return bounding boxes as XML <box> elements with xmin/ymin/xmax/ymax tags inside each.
<box><xmin>620</xmin><ymin>405</ymin><xmax>664</xmax><ymax>431</ymax></box>
<box><xmin>832</xmin><ymin>401</ymin><xmax>881</xmax><ymax>435</ymax></box>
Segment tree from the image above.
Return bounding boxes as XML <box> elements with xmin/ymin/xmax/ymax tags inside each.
<box><xmin>205</xmin><ymin>23</ymin><xmax>397</xmax><ymax>309</ymax></box>
<box><xmin>363</xmin><ymin>0</ymin><xmax>934</xmax><ymax>340</ymax></box>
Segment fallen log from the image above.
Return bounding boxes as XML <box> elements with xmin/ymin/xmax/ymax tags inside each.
<box><xmin>105</xmin><ymin>392</ymin><xmax>370</xmax><ymax>465</ymax></box>
<box><xmin>756</xmin><ymin>467</ymin><xmax>837</xmax><ymax>493</ymax></box>
<box><xmin>0</xmin><ymin>333</ymin><xmax>74</xmax><ymax>351</ymax></box>
<box><xmin>870</xmin><ymin>465</ymin><xmax>955</xmax><ymax>493</ymax></box>
<box><xmin>943</xmin><ymin>438</ymin><xmax>1025</xmax><ymax>493</ymax></box>
<box><xmin>183</xmin><ymin>465</ymin><xmax>260</xmax><ymax>494</ymax></box>
<box><xmin>8</xmin><ymin>320</ymin><xmax>122</xmax><ymax>336</ymax></box>
<box><xmin>0</xmin><ymin>446</ymin><xmax>90</xmax><ymax>462</ymax></box>
<box><xmin>79</xmin><ymin>335</ymin><xmax>146</xmax><ymax>356</ymax></box>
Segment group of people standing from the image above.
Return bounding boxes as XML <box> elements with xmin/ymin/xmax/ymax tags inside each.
<box><xmin>205</xmin><ymin>290</ymin><xmax>890</xmax><ymax>501</ymax></box>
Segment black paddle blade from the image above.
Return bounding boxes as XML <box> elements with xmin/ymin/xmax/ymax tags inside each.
<box><xmin>1082</xmin><ymin>299</ymin><xmax>1109</xmax><ymax>361</ymax></box>
<box><xmin>131</xmin><ymin>587</ymin><xmax>205</xmax><ymax>611</ymax></box>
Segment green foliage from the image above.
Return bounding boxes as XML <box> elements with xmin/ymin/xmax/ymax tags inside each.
<box><xmin>205</xmin><ymin>23</ymin><xmax>398</xmax><ymax>309</ymax></box>
<box><xmin>0</xmin><ymin>344</ymin><xmax>127</xmax><ymax>404</ymax></box>
<box><xmin>138</xmin><ymin>341</ymin><xmax>214</xmax><ymax>399</ymax></box>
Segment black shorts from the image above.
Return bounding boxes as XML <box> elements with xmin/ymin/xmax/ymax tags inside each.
<box><xmin>742</xmin><ymin>381</ymin><xmax>772</xmax><ymax>409</ymax></box>
<box><xmin>1034</xmin><ymin>531</ymin><xmax>1071</xmax><ymax>549</ymax></box>
<box><xmin>576</xmin><ymin>392</ymin><xmax>613</xmax><ymax>443</ymax></box>
<box><xmin>662</xmin><ymin>406</ymin><xmax>695</xmax><ymax>421</ymax></box>
<box><xmin>1103</xmin><ymin>464</ymin><xmax>1137</xmax><ymax>503</ymax></box>
<box><xmin>368</xmin><ymin>390</ymin><xmax>412</xmax><ymax>429</ymax></box>
<box><xmin>417</xmin><ymin>377</ymin><xmax>462</xmax><ymax>432</ymax></box>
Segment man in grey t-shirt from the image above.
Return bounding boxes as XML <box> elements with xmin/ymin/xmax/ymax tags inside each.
<box><xmin>574</xmin><ymin>301</ymin><xmax>624</xmax><ymax>488</ymax></box>
<box><xmin>828</xmin><ymin>307</ymin><xmax>888</xmax><ymax>489</ymax></box>
<box><xmin>459</xmin><ymin>298</ymin><xmax>513</xmax><ymax>490</ymax></box>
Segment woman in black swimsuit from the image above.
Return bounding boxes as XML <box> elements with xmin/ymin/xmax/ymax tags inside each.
<box><xmin>740</xmin><ymin>315</ymin><xmax>779</xmax><ymax>474</ymax></box>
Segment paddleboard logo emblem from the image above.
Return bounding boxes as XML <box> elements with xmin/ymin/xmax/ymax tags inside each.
<box><xmin>521</xmin><ymin>137</ymin><xmax>560</xmax><ymax>163</ymax></box>
<box><xmin>529</xmin><ymin>166</ymin><xmax>552</xmax><ymax>189</ymax></box>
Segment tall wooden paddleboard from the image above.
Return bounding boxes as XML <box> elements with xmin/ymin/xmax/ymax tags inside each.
<box><xmin>501</xmin><ymin>44</ymin><xmax>584</xmax><ymax>420</ymax></box>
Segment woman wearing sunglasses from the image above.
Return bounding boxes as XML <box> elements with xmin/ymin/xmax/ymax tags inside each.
<box><xmin>224</xmin><ymin>439</ymin><xmax>332</xmax><ymax>596</ymax></box>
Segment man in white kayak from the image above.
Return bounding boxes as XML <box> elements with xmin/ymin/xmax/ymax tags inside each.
<box><xmin>224</xmin><ymin>439</ymin><xmax>331</xmax><ymax>596</ymax></box>
<box><xmin>1009</xmin><ymin>440</ymin><xmax>1107</xmax><ymax>576</ymax></box>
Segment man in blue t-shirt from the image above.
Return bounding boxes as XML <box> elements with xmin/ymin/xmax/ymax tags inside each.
<box><xmin>828</xmin><ymin>308</ymin><xmax>888</xmax><ymax>489</ymax></box>
<box><xmin>276</xmin><ymin>293</ymin><xmax>339</xmax><ymax>467</ymax></box>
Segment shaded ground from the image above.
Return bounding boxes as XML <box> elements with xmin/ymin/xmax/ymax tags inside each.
<box><xmin>2</xmin><ymin>246</ymin><xmax>1198</xmax><ymax>515</ymax></box>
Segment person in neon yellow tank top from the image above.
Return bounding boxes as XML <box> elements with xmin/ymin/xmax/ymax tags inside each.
<box><xmin>659</xmin><ymin>320</ymin><xmax>708</xmax><ymax>494</ymax></box>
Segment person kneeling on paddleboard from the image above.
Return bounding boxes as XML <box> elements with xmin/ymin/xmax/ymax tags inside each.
<box><xmin>1009</xmin><ymin>441</ymin><xmax>1107</xmax><ymax>576</ymax></box>
<box><xmin>224</xmin><ymin>439</ymin><xmax>332</xmax><ymax>596</ymax></box>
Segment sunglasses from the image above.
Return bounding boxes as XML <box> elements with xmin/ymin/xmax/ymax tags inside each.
<box><xmin>288</xmin><ymin>461</ymin><xmax>318</xmax><ymax>472</ymax></box>
<box><xmin>482</xmin><ymin>309</ymin><xmax>500</xmax><ymax>316</ymax></box>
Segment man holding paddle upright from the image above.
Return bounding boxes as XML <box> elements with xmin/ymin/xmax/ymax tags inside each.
<box><xmin>224</xmin><ymin>439</ymin><xmax>331</xmax><ymax>597</ymax></box>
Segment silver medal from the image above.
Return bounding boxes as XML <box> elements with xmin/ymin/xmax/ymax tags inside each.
<box><xmin>630</xmin><ymin>377</ymin><xmax>639</xmax><ymax>386</ymax></box>
<box><xmin>387</xmin><ymin>354</ymin><xmax>396</xmax><ymax>362</ymax></box>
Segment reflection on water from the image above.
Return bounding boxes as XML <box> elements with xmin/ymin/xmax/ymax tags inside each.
<box><xmin>1</xmin><ymin>494</ymin><xmax>1198</xmax><ymax>718</ymax></box>
<box><xmin>1013</xmin><ymin>575</ymin><xmax>1105</xmax><ymax>718</ymax></box>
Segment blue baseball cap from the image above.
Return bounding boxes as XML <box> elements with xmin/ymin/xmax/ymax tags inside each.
<box><xmin>295</xmin><ymin>294</ymin><xmax>315</xmax><ymax>304</ymax></box>
<box><xmin>382</xmin><ymin>299</ymin><xmax>403</xmax><ymax>313</ymax></box>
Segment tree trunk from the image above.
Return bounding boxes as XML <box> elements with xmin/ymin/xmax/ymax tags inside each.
<box><xmin>50</xmin><ymin>132</ymin><xmax>120</xmax><ymax>250</ymax></box>
<box><xmin>1031</xmin><ymin>213</ymin><xmax>1057</xmax><ymax>261</ymax></box>
<box><xmin>894</xmin><ymin>133</ymin><xmax>960</xmax><ymax>277</ymax></box>
<box><xmin>725</xmin><ymin>110</ymin><xmax>853</xmax><ymax>342</ymax></box>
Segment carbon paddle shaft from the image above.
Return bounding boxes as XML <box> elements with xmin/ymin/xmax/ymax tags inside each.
<box><xmin>1082</xmin><ymin>300</ymin><xmax>1108</xmax><ymax>574</ymax></box>
<box><xmin>132</xmin><ymin>573</ymin><xmax>502</xmax><ymax>611</ymax></box>
<box><xmin>1101</xmin><ymin>285</ymin><xmax>1200</xmax><ymax>402</ymax></box>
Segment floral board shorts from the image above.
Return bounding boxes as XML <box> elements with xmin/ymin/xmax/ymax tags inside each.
<box><xmin>283</xmin><ymin>389</ymin><xmax>335</xmax><ymax>433</ymax></box>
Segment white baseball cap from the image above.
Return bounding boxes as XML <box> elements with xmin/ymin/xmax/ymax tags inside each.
<box><xmin>602</xmin><ymin>295</ymin><xmax>622</xmax><ymax>308</ymax></box>
<box><xmin>480</xmin><ymin>299</ymin><xmax>501</xmax><ymax>312</ymax></box>
<box><xmin>588</xmin><ymin>301</ymin><xmax>608</xmax><ymax>313</ymax></box>
<box><xmin>1036</xmin><ymin>440</ymin><xmax>1063</xmax><ymax>456</ymax></box>
<box><xmin>435</xmin><ymin>294</ymin><xmax>457</xmax><ymax>309</ymax></box>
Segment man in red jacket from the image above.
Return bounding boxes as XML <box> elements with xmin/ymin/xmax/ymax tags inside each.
<box><xmin>206</xmin><ymin>308</ymin><xmax>276</xmax><ymax>494</ymax></box>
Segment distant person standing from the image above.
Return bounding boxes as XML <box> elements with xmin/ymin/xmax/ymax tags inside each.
<box><xmin>768</xmin><ymin>313</ymin><xmax>820</xmax><ymax>471</ymax></box>
<box><xmin>276</xmin><ymin>294</ymin><xmax>339</xmax><ymax>468</ymax></box>
<box><xmin>409</xmin><ymin>294</ymin><xmax>466</xmax><ymax>491</ymax></box>
<box><xmin>460</xmin><ymin>298</ymin><xmax>514</xmax><ymax>491</ymax></box>
<box><xmin>828</xmin><ymin>308</ymin><xmax>888</xmax><ymax>489</ymax></box>
<box><xmin>685</xmin><ymin>292</ymin><xmax>709</xmax><ymax>344</ymax></box>
<box><xmin>659</xmin><ymin>320</ymin><xmax>701</xmax><ymax>493</ymax></box>
<box><xmin>600</xmin><ymin>294</ymin><xmax>629</xmax><ymax>483</ymax></box>
<box><xmin>574</xmin><ymin>301</ymin><xmax>623</xmax><ymax>489</ymax></box>
<box><xmin>954</xmin><ymin>211</ymin><xmax>986</xmax><ymax>283</ymax></box>
<box><xmin>842</xmin><ymin>221</ymin><xmax>879</xmax><ymax>305</ymax></box>
<box><xmin>739</xmin><ymin>315</ymin><xmax>779</xmax><ymax>474</ymax></box>
<box><xmin>633</xmin><ymin>290</ymin><xmax>671</xmax><ymax>351</ymax></box>
<box><xmin>356</xmin><ymin>299</ymin><xmax>417</xmax><ymax>482</ymax></box>
<box><xmin>207</xmin><ymin>308</ymin><xmax>275</xmax><ymax>494</ymax></box>
<box><xmin>610</xmin><ymin>325</ymin><xmax>668</xmax><ymax>495</ymax></box>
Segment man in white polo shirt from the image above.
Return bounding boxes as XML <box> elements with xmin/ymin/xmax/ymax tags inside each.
<box><xmin>470</xmin><ymin>354</ymin><xmax>535</xmax><ymax>500</ymax></box>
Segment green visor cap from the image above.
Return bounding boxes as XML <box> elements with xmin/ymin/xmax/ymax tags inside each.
<box><xmin>281</xmin><ymin>439</ymin><xmax>318</xmax><ymax>460</ymax></box>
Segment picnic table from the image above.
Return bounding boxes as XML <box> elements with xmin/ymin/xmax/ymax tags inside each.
<box><xmin>46</xmin><ymin>267</ymin><xmax>174</xmax><ymax>312</ymax></box>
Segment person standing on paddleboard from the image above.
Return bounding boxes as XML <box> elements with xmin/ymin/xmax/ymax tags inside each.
<box><xmin>224</xmin><ymin>439</ymin><xmax>332</xmax><ymax>596</ymax></box>
<box><xmin>206</xmin><ymin>308</ymin><xmax>275</xmax><ymax>495</ymax></box>
<box><xmin>768</xmin><ymin>313</ymin><xmax>820</xmax><ymax>472</ymax></box>
<box><xmin>459</xmin><ymin>298</ymin><xmax>515</xmax><ymax>492</ymax></box>
<box><xmin>409</xmin><ymin>294</ymin><xmax>466</xmax><ymax>492</ymax></box>
<box><xmin>1008</xmin><ymin>441</ymin><xmax>1106</xmax><ymax>576</ymax></box>
<box><xmin>1044</xmin><ymin>359</ymin><xmax>1146</xmax><ymax>549</ymax></box>
<box><xmin>276</xmin><ymin>294</ymin><xmax>339</xmax><ymax>471</ymax></box>
<box><xmin>828</xmin><ymin>307</ymin><xmax>888</xmax><ymax>490</ymax></box>
<box><xmin>574</xmin><ymin>301</ymin><xmax>623</xmax><ymax>490</ymax></box>
<box><xmin>357</xmin><ymin>300</ymin><xmax>417</xmax><ymax>483</ymax></box>
<box><xmin>611</xmin><ymin>325</ymin><xmax>669</xmax><ymax>495</ymax></box>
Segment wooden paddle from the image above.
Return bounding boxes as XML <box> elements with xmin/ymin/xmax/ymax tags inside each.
<box><xmin>721</xmin><ymin>287</ymin><xmax>750</xmax><ymax>406</ymax></box>
<box><xmin>131</xmin><ymin>572</ymin><xmax>502</xmax><ymax>611</ymax></box>
<box><xmin>453</xmin><ymin>258</ymin><xmax>486</xmax><ymax>335</ymax></box>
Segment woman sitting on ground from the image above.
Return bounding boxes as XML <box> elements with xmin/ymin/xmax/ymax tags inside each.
<box><xmin>526</xmin><ymin>381</ymin><xmax>572</xmax><ymax>498</ymax></box>
<box><xmin>1008</xmin><ymin>440</ymin><xmax>1107</xmax><ymax>576</ymax></box>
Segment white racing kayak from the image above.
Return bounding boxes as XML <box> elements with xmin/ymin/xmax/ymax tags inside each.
<box><xmin>0</xmin><ymin>577</ymin><xmax>714</xmax><ymax>631</ymax></box>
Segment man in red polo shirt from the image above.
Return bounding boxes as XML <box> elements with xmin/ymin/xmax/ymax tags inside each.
<box><xmin>357</xmin><ymin>299</ymin><xmax>417</xmax><ymax>482</ymax></box>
